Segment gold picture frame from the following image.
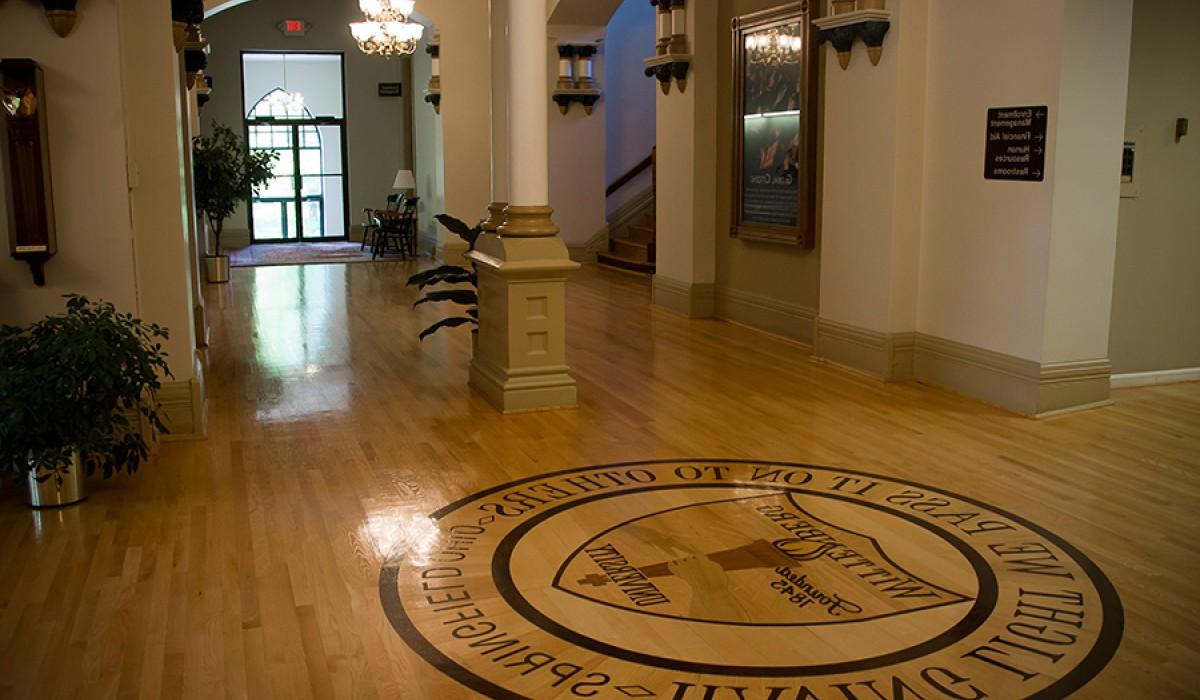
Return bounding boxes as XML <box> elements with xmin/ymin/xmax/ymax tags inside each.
<box><xmin>731</xmin><ymin>1</ymin><xmax>819</xmax><ymax>247</ymax></box>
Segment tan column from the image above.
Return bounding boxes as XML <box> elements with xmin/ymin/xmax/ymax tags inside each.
<box><xmin>468</xmin><ymin>0</ymin><xmax>580</xmax><ymax>413</ymax></box>
<box><xmin>486</xmin><ymin>0</ymin><xmax>511</xmax><ymax>233</ymax></box>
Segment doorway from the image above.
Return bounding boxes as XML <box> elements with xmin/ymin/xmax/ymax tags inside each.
<box><xmin>242</xmin><ymin>52</ymin><xmax>349</xmax><ymax>243</ymax></box>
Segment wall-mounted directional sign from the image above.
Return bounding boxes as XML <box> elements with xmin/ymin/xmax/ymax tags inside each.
<box><xmin>985</xmin><ymin>106</ymin><xmax>1048</xmax><ymax>182</ymax></box>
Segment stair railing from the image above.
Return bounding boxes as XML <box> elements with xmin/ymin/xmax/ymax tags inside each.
<box><xmin>606</xmin><ymin>147</ymin><xmax>656</xmax><ymax>198</ymax></box>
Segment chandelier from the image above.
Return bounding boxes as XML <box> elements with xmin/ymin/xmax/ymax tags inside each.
<box><xmin>267</xmin><ymin>53</ymin><xmax>306</xmax><ymax>114</ymax></box>
<box><xmin>350</xmin><ymin>0</ymin><xmax>424</xmax><ymax>58</ymax></box>
<box><xmin>745</xmin><ymin>27</ymin><xmax>803</xmax><ymax>66</ymax></box>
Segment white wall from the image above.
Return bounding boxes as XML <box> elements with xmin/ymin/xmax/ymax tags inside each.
<box><xmin>1042</xmin><ymin>0</ymin><xmax>1133</xmax><ymax>363</ymax></box>
<box><xmin>1109</xmin><ymin>0</ymin><xmax>1200</xmax><ymax>375</ymax></box>
<box><xmin>604</xmin><ymin>0</ymin><xmax>657</xmax><ymax>216</ymax></box>
<box><xmin>548</xmin><ymin>26</ymin><xmax>608</xmax><ymax>247</ymax></box>
<box><xmin>0</xmin><ymin>0</ymin><xmax>138</xmax><ymax>324</ymax></box>
<box><xmin>917</xmin><ymin>0</ymin><xmax>1066</xmax><ymax>362</ymax></box>
<box><xmin>411</xmin><ymin>31</ymin><xmax>445</xmax><ymax>247</ymax></box>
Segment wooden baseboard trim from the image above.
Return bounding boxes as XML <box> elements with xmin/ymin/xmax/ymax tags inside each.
<box><xmin>1111</xmin><ymin>367</ymin><xmax>1200</xmax><ymax>388</ymax></box>
<box><xmin>717</xmin><ymin>288</ymin><xmax>816</xmax><ymax>346</ymax></box>
<box><xmin>652</xmin><ymin>276</ymin><xmax>715</xmax><ymax>319</ymax></box>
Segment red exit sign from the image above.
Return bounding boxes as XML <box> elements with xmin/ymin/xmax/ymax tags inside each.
<box><xmin>278</xmin><ymin>19</ymin><xmax>310</xmax><ymax>37</ymax></box>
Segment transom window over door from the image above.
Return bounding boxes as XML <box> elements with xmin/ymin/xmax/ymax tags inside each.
<box><xmin>242</xmin><ymin>52</ymin><xmax>349</xmax><ymax>243</ymax></box>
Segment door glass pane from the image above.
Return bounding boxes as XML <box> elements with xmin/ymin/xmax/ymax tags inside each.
<box><xmin>306</xmin><ymin>175</ymin><xmax>345</xmax><ymax>239</ymax></box>
<box><xmin>301</xmin><ymin>199</ymin><xmax>323</xmax><ymax>238</ymax></box>
<box><xmin>253</xmin><ymin>202</ymin><xmax>286</xmax><ymax>239</ymax></box>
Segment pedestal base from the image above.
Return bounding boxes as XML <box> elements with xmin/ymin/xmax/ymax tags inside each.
<box><xmin>469</xmin><ymin>355</ymin><xmax>578</xmax><ymax>413</ymax></box>
<box><xmin>467</xmin><ymin>206</ymin><xmax>581</xmax><ymax>413</ymax></box>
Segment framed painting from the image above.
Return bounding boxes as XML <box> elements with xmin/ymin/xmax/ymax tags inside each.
<box><xmin>731</xmin><ymin>2</ymin><xmax>819</xmax><ymax>247</ymax></box>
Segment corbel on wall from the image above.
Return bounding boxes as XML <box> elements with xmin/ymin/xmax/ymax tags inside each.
<box><xmin>813</xmin><ymin>0</ymin><xmax>891</xmax><ymax>69</ymax></box>
<box><xmin>424</xmin><ymin>32</ymin><xmax>442</xmax><ymax>114</ymax></box>
<box><xmin>172</xmin><ymin>0</ymin><xmax>205</xmax><ymax>52</ymax></box>
<box><xmin>553</xmin><ymin>44</ymin><xmax>602</xmax><ymax>115</ymax></box>
<box><xmin>644</xmin><ymin>0</ymin><xmax>691</xmax><ymax>95</ymax></box>
<box><xmin>42</xmin><ymin>0</ymin><xmax>79</xmax><ymax>38</ymax></box>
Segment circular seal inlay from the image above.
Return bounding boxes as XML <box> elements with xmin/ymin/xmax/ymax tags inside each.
<box><xmin>380</xmin><ymin>460</ymin><xmax>1123</xmax><ymax>699</ymax></box>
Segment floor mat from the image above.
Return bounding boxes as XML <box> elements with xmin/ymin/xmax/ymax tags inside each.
<box><xmin>229</xmin><ymin>242</ymin><xmax>391</xmax><ymax>268</ymax></box>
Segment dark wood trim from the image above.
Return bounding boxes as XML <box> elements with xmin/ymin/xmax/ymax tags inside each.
<box><xmin>606</xmin><ymin>149</ymin><xmax>655</xmax><ymax>198</ymax></box>
<box><xmin>730</xmin><ymin>1</ymin><xmax>820</xmax><ymax>248</ymax></box>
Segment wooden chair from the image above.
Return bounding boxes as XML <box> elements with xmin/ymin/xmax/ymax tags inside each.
<box><xmin>360</xmin><ymin>194</ymin><xmax>405</xmax><ymax>251</ymax></box>
<box><xmin>372</xmin><ymin>198</ymin><xmax>419</xmax><ymax>260</ymax></box>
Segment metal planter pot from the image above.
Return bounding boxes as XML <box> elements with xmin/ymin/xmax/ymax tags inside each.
<box><xmin>205</xmin><ymin>254</ymin><xmax>231</xmax><ymax>284</ymax></box>
<box><xmin>25</xmin><ymin>451</ymin><xmax>87</xmax><ymax>508</ymax></box>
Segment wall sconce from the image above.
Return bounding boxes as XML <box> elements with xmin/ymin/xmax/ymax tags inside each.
<box><xmin>553</xmin><ymin>44</ymin><xmax>602</xmax><ymax>115</ymax></box>
<box><xmin>197</xmin><ymin>75</ymin><xmax>213</xmax><ymax>109</ymax></box>
<box><xmin>813</xmin><ymin>0</ymin><xmax>891</xmax><ymax>69</ymax></box>
<box><xmin>183</xmin><ymin>23</ymin><xmax>210</xmax><ymax>90</ymax></box>
<box><xmin>172</xmin><ymin>0</ymin><xmax>205</xmax><ymax>52</ymax></box>
<box><xmin>643</xmin><ymin>0</ymin><xmax>691</xmax><ymax>95</ymax></box>
<box><xmin>424</xmin><ymin>32</ymin><xmax>442</xmax><ymax>114</ymax></box>
<box><xmin>41</xmin><ymin>0</ymin><xmax>79</xmax><ymax>38</ymax></box>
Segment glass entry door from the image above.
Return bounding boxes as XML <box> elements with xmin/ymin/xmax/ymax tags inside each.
<box><xmin>248</xmin><ymin>120</ymin><xmax>347</xmax><ymax>242</ymax></box>
<box><xmin>242</xmin><ymin>52</ymin><xmax>349</xmax><ymax>243</ymax></box>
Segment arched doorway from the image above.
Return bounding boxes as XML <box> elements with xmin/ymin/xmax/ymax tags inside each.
<box><xmin>242</xmin><ymin>52</ymin><xmax>349</xmax><ymax>243</ymax></box>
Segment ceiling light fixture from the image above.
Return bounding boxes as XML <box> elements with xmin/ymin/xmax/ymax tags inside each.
<box><xmin>350</xmin><ymin>0</ymin><xmax>424</xmax><ymax>58</ymax></box>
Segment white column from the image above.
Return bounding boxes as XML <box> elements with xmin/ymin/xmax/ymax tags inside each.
<box><xmin>468</xmin><ymin>0</ymin><xmax>579</xmax><ymax>412</ymax></box>
<box><xmin>488</xmin><ymin>0</ymin><xmax>511</xmax><ymax>230</ymax></box>
<box><xmin>507</xmin><ymin>0</ymin><xmax>550</xmax><ymax>208</ymax></box>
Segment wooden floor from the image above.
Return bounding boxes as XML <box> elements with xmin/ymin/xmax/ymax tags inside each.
<box><xmin>1</xmin><ymin>261</ymin><xmax>1197</xmax><ymax>699</ymax></box>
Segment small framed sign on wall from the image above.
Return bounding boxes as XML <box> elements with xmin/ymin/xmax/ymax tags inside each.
<box><xmin>730</xmin><ymin>1</ymin><xmax>819</xmax><ymax>248</ymax></box>
<box><xmin>378</xmin><ymin>83</ymin><xmax>403</xmax><ymax>97</ymax></box>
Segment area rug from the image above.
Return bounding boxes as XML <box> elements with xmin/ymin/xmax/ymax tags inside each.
<box><xmin>229</xmin><ymin>242</ymin><xmax>385</xmax><ymax>268</ymax></box>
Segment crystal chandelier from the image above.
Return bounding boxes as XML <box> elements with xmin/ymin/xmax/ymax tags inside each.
<box><xmin>267</xmin><ymin>53</ymin><xmax>306</xmax><ymax>114</ymax></box>
<box><xmin>745</xmin><ymin>28</ymin><xmax>803</xmax><ymax>66</ymax></box>
<box><xmin>350</xmin><ymin>0</ymin><xmax>424</xmax><ymax>58</ymax></box>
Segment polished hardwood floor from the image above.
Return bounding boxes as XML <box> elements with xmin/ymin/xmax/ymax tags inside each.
<box><xmin>1</xmin><ymin>261</ymin><xmax>1197</xmax><ymax>698</ymax></box>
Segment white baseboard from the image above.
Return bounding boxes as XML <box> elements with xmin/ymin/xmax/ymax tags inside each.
<box><xmin>1111</xmin><ymin>367</ymin><xmax>1200</xmax><ymax>389</ymax></box>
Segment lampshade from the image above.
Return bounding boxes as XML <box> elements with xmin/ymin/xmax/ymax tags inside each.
<box><xmin>393</xmin><ymin>169</ymin><xmax>417</xmax><ymax>190</ymax></box>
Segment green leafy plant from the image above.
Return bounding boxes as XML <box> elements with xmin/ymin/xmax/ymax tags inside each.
<box><xmin>407</xmin><ymin>214</ymin><xmax>484</xmax><ymax>341</ymax></box>
<box><xmin>192</xmin><ymin>123</ymin><xmax>277</xmax><ymax>255</ymax></box>
<box><xmin>0</xmin><ymin>296</ymin><xmax>172</xmax><ymax>485</ymax></box>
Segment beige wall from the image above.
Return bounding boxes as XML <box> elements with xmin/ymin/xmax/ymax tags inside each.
<box><xmin>411</xmin><ymin>32</ymin><xmax>446</xmax><ymax>248</ymax></box>
<box><xmin>0</xmin><ymin>0</ymin><xmax>198</xmax><ymax>385</ymax></box>
<box><xmin>714</xmin><ymin>0</ymin><xmax>821</xmax><ymax>331</ymax></box>
<box><xmin>548</xmin><ymin>25</ymin><xmax>608</xmax><ymax>248</ymax></box>
<box><xmin>917</xmin><ymin>0</ymin><xmax>1066</xmax><ymax>362</ymax></box>
<box><xmin>1109</xmin><ymin>0</ymin><xmax>1200</xmax><ymax>374</ymax></box>
<box><xmin>201</xmin><ymin>0</ymin><xmax>417</xmax><ymax>244</ymax></box>
<box><xmin>0</xmin><ymin>0</ymin><xmax>139</xmax><ymax>323</ymax></box>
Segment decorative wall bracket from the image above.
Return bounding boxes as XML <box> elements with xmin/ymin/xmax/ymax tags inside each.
<box><xmin>553</xmin><ymin>45</ymin><xmax>602</xmax><ymax>115</ymax></box>
<box><xmin>644</xmin><ymin>54</ymin><xmax>691</xmax><ymax>95</ymax></box>
<box><xmin>424</xmin><ymin>33</ymin><xmax>442</xmax><ymax>114</ymax></box>
<box><xmin>41</xmin><ymin>0</ymin><xmax>79</xmax><ymax>38</ymax></box>
<box><xmin>813</xmin><ymin>9</ymin><xmax>891</xmax><ymax>69</ymax></box>
<box><xmin>183</xmin><ymin>25</ymin><xmax>210</xmax><ymax>90</ymax></box>
<box><xmin>644</xmin><ymin>0</ymin><xmax>690</xmax><ymax>94</ymax></box>
<box><xmin>172</xmin><ymin>0</ymin><xmax>205</xmax><ymax>52</ymax></box>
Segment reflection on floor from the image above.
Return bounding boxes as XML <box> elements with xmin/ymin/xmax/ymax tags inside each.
<box><xmin>0</xmin><ymin>262</ymin><xmax>1196</xmax><ymax>698</ymax></box>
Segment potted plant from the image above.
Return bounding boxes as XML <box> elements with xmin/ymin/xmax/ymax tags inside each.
<box><xmin>192</xmin><ymin>123</ymin><xmax>276</xmax><ymax>284</ymax></box>
<box><xmin>0</xmin><ymin>296</ymin><xmax>172</xmax><ymax>508</ymax></box>
<box><xmin>407</xmin><ymin>214</ymin><xmax>483</xmax><ymax>340</ymax></box>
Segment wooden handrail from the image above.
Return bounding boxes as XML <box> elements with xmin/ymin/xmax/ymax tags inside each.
<box><xmin>606</xmin><ymin>148</ymin><xmax>656</xmax><ymax>197</ymax></box>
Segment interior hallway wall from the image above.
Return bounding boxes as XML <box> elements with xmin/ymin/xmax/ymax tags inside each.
<box><xmin>604</xmin><ymin>0</ymin><xmax>657</xmax><ymax>217</ymax></box>
<box><xmin>0</xmin><ymin>0</ymin><xmax>139</xmax><ymax>324</ymax></box>
<box><xmin>713</xmin><ymin>0</ymin><xmax>822</xmax><ymax>343</ymax></box>
<box><xmin>411</xmin><ymin>32</ymin><xmax>445</xmax><ymax>250</ymax></box>
<box><xmin>1109</xmin><ymin>0</ymin><xmax>1200</xmax><ymax>376</ymax></box>
<box><xmin>548</xmin><ymin>26</ymin><xmax>608</xmax><ymax>253</ymax></box>
<box><xmin>201</xmin><ymin>0</ymin><xmax>415</xmax><ymax>246</ymax></box>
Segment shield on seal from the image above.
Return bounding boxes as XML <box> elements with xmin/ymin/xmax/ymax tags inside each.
<box><xmin>552</xmin><ymin>493</ymin><xmax>972</xmax><ymax>626</ymax></box>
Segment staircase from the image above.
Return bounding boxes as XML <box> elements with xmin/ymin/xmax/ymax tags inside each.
<box><xmin>598</xmin><ymin>213</ymin><xmax>656</xmax><ymax>274</ymax></box>
<box><xmin>598</xmin><ymin>148</ymin><xmax>657</xmax><ymax>275</ymax></box>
